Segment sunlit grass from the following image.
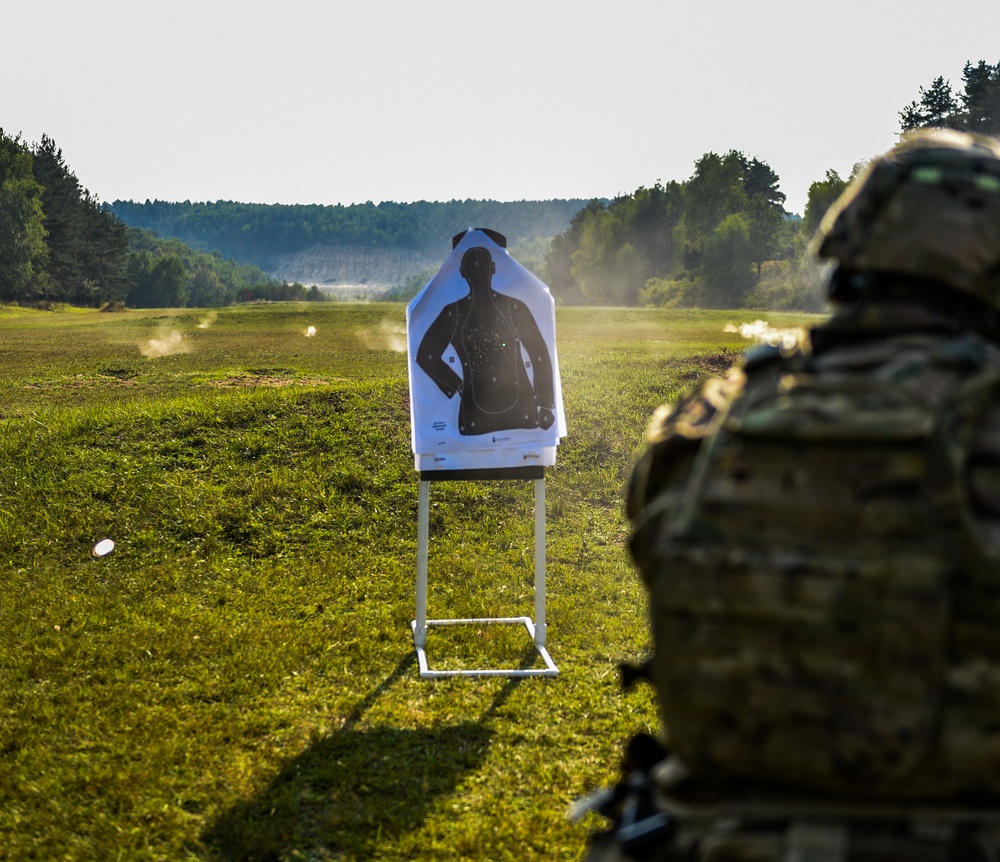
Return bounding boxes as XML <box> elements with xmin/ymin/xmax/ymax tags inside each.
<box><xmin>0</xmin><ymin>302</ymin><xmax>823</xmax><ymax>861</ymax></box>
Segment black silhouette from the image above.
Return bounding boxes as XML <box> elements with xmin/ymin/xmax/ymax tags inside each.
<box><xmin>416</xmin><ymin>246</ymin><xmax>555</xmax><ymax>436</ymax></box>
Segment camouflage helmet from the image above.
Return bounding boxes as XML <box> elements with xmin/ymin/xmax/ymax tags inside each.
<box><xmin>814</xmin><ymin>129</ymin><xmax>1000</xmax><ymax>309</ymax></box>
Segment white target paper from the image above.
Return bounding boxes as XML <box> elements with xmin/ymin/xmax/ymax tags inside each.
<box><xmin>407</xmin><ymin>229</ymin><xmax>566</xmax><ymax>472</ymax></box>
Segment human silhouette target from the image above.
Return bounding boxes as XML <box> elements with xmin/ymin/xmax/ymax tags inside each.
<box><xmin>407</xmin><ymin>228</ymin><xmax>565</xmax><ymax>472</ymax></box>
<box><xmin>417</xmin><ymin>245</ymin><xmax>555</xmax><ymax>436</ymax></box>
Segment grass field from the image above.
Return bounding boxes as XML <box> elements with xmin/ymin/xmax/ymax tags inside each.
<box><xmin>0</xmin><ymin>302</ymin><xmax>824</xmax><ymax>861</ymax></box>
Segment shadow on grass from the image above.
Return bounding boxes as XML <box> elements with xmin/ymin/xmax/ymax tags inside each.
<box><xmin>202</xmin><ymin>652</ymin><xmax>527</xmax><ymax>861</ymax></box>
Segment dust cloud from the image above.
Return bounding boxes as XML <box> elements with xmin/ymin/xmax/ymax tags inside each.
<box><xmin>380</xmin><ymin>319</ymin><xmax>406</xmax><ymax>352</ymax></box>
<box><xmin>360</xmin><ymin>318</ymin><xmax>406</xmax><ymax>352</ymax></box>
<box><xmin>140</xmin><ymin>330</ymin><xmax>190</xmax><ymax>358</ymax></box>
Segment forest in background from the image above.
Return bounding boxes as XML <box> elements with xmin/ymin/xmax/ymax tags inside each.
<box><xmin>543</xmin><ymin>59</ymin><xmax>1000</xmax><ymax>310</ymax></box>
<box><xmin>2</xmin><ymin>59</ymin><xmax>998</xmax><ymax>310</ymax></box>
<box><xmin>107</xmin><ymin>198</ymin><xmax>591</xmax><ymax>269</ymax></box>
<box><xmin>0</xmin><ymin>132</ymin><xmax>315</xmax><ymax>308</ymax></box>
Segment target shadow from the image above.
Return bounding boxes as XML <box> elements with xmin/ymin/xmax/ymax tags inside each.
<box><xmin>202</xmin><ymin>652</ymin><xmax>527</xmax><ymax>861</ymax></box>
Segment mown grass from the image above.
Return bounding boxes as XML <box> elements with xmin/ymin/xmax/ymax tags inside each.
<box><xmin>0</xmin><ymin>302</ymin><xmax>824</xmax><ymax>861</ymax></box>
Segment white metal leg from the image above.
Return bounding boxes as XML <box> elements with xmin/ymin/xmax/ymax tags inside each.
<box><xmin>411</xmin><ymin>477</ymin><xmax>558</xmax><ymax>679</ymax></box>
<box><xmin>415</xmin><ymin>480</ymin><xmax>430</xmax><ymax>650</ymax></box>
<box><xmin>534</xmin><ymin>477</ymin><xmax>546</xmax><ymax>648</ymax></box>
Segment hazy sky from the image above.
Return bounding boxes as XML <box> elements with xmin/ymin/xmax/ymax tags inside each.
<box><xmin>4</xmin><ymin>0</ymin><xmax>999</xmax><ymax>216</ymax></box>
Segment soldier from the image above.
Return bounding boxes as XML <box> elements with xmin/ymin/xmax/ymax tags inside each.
<box><xmin>583</xmin><ymin>130</ymin><xmax>1000</xmax><ymax>860</ymax></box>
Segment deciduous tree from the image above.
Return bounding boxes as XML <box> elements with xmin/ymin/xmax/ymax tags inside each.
<box><xmin>682</xmin><ymin>151</ymin><xmax>747</xmax><ymax>251</ymax></box>
<box><xmin>127</xmin><ymin>253</ymin><xmax>188</xmax><ymax>307</ymax></box>
<box><xmin>701</xmin><ymin>213</ymin><xmax>754</xmax><ymax>308</ymax></box>
<box><xmin>802</xmin><ymin>169</ymin><xmax>849</xmax><ymax>241</ymax></box>
<box><xmin>740</xmin><ymin>156</ymin><xmax>787</xmax><ymax>278</ymax></box>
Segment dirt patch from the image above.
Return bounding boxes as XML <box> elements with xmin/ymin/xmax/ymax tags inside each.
<box><xmin>204</xmin><ymin>375</ymin><xmax>343</xmax><ymax>389</ymax></box>
<box><xmin>668</xmin><ymin>350</ymin><xmax>743</xmax><ymax>382</ymax></box>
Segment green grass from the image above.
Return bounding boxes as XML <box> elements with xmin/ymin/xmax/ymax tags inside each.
<box><xmin>0</xmin><ymin>302</ymin><xmax>824</xmax><ymax>861</ymax></box>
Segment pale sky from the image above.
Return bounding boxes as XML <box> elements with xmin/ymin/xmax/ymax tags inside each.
<box><xmin>4</xmin><ymin>0</ymin><xmax>999</xmax><ymax>217</ymax></box>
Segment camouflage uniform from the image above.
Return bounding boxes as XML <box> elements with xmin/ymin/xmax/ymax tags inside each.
<box><xmin>625</xmin><ymin>131</ymin><xmax>1000</xmax><ymax>802</ymax></box>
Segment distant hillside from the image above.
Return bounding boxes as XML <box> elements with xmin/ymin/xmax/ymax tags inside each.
<box><xmin>108</xmin><ymin>198</ymin><xmax>594</xmax><ymax>289</ymax></box>
<box><xmin>268</xmin><ymin>244</ymin><xmax>439</xmax><ymax>288</ymax></box>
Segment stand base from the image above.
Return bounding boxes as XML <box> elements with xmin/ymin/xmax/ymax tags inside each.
<box><xmin>410</xmin><ymin>617</ymin><xmax>559</xmax><ymax>679</ymax></box>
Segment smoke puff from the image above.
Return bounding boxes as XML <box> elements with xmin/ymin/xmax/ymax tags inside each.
<box><xmin>141</xmin><ymin>330</ymin><xmax>190</xmax><ymax>358</ymax></box>
<box><xmin>725</xmin><ymin>320</ymin><xmax>802</xmax><ymax>350</ymax></box>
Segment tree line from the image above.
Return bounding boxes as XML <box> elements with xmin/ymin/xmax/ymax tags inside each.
<box><xmin>542</xmin><ymin>58</ymin><xmax>1000</xmax><ymax>310</ymax></box>
<box><xmin>542</xmin><ymin>152</ymin><xmax>805</xmax><ymax>309</ymax></box>
<box><xmin>899</xmin><ymin>60</ymin><xmax>1000</xmax><ymax>135</ymax></box>
<box><xmin>4</xmin><ymin>59</ymin><xmax>998</xmax><ymax>311</ymax></box>
<box><xmin>0</xmin><ymin>130</ymin><xmax>318</xmax><ymax>308</ymax></box>
<box><xmin>125</xmin><ymin>228</ymin><xmax>324</xmax><ymax>307</ymax></box>
<box><xmin>2</xmin><ymin>132</ymin><xmax>128</xmax><ymax>306</ymax></box>
<box><xmin>107</xmin><ymin>198</ymin><xmax>592</xmax><ymax>271</ymax></box>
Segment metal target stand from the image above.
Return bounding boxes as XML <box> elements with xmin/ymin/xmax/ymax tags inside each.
<box><xmin>411</xmin><ymin>466</ymin><xmax>559</xmax><ymax>679</ymax></box>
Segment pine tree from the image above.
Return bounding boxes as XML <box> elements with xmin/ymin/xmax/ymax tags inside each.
<box><xmin>31</xmin><ymin>135</ymin><xmax>130</xmax><ymax>305</ymax></box>
<box><xmin>962</xmin><ymin>60</ymin><xmax>1000</xmax><ymax>136</ymax></box>
<box><xmin>899</xmin><ymin>63</ymin><xmax>1000</xmax><ymax>136</ymax></box>
<box><xmin>0</xmin><ymin>130</ymin><xmax>48</xmax><ymax>301</ymax></box>
<box><xmin>899</xmin><ymin>76</ymin><xmax>960</xmax><ymax>132</ymax></box>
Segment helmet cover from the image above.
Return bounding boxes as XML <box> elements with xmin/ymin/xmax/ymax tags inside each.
<box><xmin>814</xmin><ymin>129</ymin><xmax>1000</xmax><ymax>308</ymax></box>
